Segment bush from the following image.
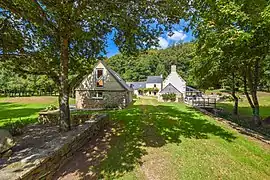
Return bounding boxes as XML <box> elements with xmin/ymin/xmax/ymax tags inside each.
<box><xmin>162</xmin><ymin>93</ymin><xmax>176</xmax><ymax>102</ymax></box>
<box><xmin>133</xmin><ymin>94</ymin><xmax>138</xmax><ymax>99</ymax></box>
<box><xmin>217</xmin><ymin>92</ymin><xmax>222</xmax><ymax>96</ymax></box>
<box><xmin>44</xmin><ymin>104</ymin><xmax>58</xmax><ymax>111</ymax></box>
<box><xmin>138</xmin><ymin>87</ymin><xmax>159</xmax><ymax>93</ymax></box>
<box><xmin>4</xmin><ymin>119</ymin><xmax>25</xmax><ymax>136</ymax></box>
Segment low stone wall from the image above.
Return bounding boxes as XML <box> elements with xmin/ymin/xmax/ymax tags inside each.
<box><xmin>0</xmin><ymin>114</ymin><xmax>109</xmax><ymax>180</ymax></box>
<box><xmin>38</xmin><ymin>111</ymin><xmax>99</xmax><ymax>126</ymax></box>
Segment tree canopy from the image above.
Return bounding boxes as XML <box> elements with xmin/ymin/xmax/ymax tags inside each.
<box><xmin>189</xmin><ymin>0</ymin><xmax>270</xmax><ymax>123</ymax></box>
<box><xmin>0</xmin><ymin>0</ymin><xmax>186</xmax><ymax>130</ymax></box>
<box><xmin>108</xmin><ymin>42</ymin><xmax>195</xmax><ymax>84</ymax></box>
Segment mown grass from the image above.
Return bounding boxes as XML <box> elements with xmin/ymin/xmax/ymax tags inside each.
<box><xmin>83</xmin><ymin>98</ymin><xmax>270</xmax><ymax>180</ymax></box>
<box><xmin>217</xmin><ymin>91</ymin><xmax>270</xmax><ymax>119</ymax></box>
<box><xmin>0</xmin><ymin>96</ymin><xmax>75</xmax><ymax>128</ymax></box>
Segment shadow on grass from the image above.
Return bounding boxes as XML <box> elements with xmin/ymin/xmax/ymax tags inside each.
<box><xmin>54</xmin><ymin>103</ymin><xmax>236</xmax><ymax>180</ymax></box>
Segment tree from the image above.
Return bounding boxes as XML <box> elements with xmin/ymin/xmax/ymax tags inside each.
<box><xmin>155</xmin><ymin>63</ymin><xmax>167</xmax><ymax>77</ymax></box>
<box><xmin>189</xmin><ymin>0</ymin><xmax>270</xmax><ymax>124</ymax></box>
<box><xmin>108</xmin><ymin>42</ymin><xmax>195</xmax><ymax>83</ymax></box>
<box><xmin>0</xmin><ymin>0</ymin><xmax>186</xmax><ymax>131</ymax></box>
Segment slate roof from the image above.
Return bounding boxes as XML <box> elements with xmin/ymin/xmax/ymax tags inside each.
<box><xmin>159</xmin><ymin>83</ymin><xmax>182</xmax><ymax>94</ymax></box>
<box><xmin>146</xmin><ymin>76</ymin><xmax>163</xmax><ymax>83</ymax></box>
<box><xmin>126</xmin><ymin>82</ymin><xmax>146</xmax><ymax>90</ymax></box>
<box><xmin>186</xmin><ymin>86</ymin><xmax>201</xmax><ymax>92</ymax></box>
<box><xmin>100</xmin><ymin>61</ymin><xmax>133</xmax><ymax>91</ymax></box>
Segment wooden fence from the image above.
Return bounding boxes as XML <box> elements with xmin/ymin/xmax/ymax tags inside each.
<box><xmin>185</xmin><ymin>97</ymin><xmax>216</xmax><ymax>109</ymax></box>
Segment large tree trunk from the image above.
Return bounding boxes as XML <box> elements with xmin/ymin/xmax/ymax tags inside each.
<box><xmin>244</xmin><ymin>59</ymin><xmax>261</xmax><ymax>126</ymax></box>
<box><xmin>231</xmin><ymin>73</ymin><xmax>238</xmax><ymax>115</ymax></box>
<box><xmin>251</xmin><ymin>90</ymin><xmax>260</xmax><ymax>126</ymax></box>
<box><xmin>243</xmin><ymin>75</ymin><xmax>254</xmax><ymax>110</ymax></box>
<box><xmin>232</xmin><ymin>90</ymin><xmax>238</xmax><ymax>116</ymax></box>
<box><xmin>59</xmin><ymin>37</ymin><xmax>71</xmax><ymax>131</ymax></box>
<box><xmin>250</xmin><ymin>59</ymin><xmax>261</xmax><ymax>126</ymax></box>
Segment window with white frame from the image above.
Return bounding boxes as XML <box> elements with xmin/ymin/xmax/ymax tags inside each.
<box><xmin>92</xmin><ymin>91</ymin><xmax>103</xmax><ymax>99</ymax></box>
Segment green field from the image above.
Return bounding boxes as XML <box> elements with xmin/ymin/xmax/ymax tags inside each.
<box><xmin>0</xmin><ymin>96</ymin><xmax>75</xmax><ymax>127</ymax></box>
<box><xmin>217</xmin><ymin>91</ymin><xmax>270</xmax><ymax>119</ymax></box>
<box><xmin>59</xmin><ymin>98</ymin><xmax>270</xmax><ymax>180</ymax></box>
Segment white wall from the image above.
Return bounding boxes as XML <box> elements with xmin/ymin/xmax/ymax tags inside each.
<box><xmin>146</xmin><ymin>83</ymin><xmax>162</xmax><ymax>90</ymax></box>
<box><xmin>163</xmin><ymin>72</ymin><xmax>186</xmax><ymax>96</ymax></box>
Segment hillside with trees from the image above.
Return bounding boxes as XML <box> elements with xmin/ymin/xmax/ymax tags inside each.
<box><xmin>108</xmin><ymin>43</ymin><xmax>195</xmax><ymax>85</ymax></box>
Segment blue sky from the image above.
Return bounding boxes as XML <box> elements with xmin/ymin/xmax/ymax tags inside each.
<box><xmin>105</xmin><ymin>22</ymin><xmax>194</xmax><ymax>57</ymax></box>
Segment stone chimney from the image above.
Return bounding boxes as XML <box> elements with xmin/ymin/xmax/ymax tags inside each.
<box><xmin>171</xmin><ymin>65</ymin><xmax>176</xmax><ymax>73</ymax></box>
<box><xmin>160</xmin><ymin>74</ymin><xmax>163</xmax><ymax>78</ymax></box>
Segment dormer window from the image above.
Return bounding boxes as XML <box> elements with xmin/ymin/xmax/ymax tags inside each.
<box><xmin>96</xmin><ymin>68</ymin><xmax>104</xmax><ymax>87</ymax></box>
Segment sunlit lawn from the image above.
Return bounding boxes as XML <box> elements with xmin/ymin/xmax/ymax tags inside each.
<box><xmin>0</xmin><ymin>96</ymin><xmax>75</xmax><ymax>127</ymax></box>
<box><xmin>217</xmin><ymin>91</ymin><xmax>270</xmax><ymax>119</ymax></box>
<box><xmin>83</xmin><ymin>98</ymin><xmax>270</xmax><ymax>180</ymax></box>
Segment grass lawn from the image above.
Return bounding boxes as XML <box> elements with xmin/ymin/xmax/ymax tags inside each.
<box><xmin>217</xmin><ymin>91</ymin><xmax>270</xmax><ymax>119</ymax></box>
<box><xmin>67</xmin><ymin>98</ymin><xmax>270</xmax><ymax>180</ymax></box>
<box><xmin>0</xmin><ymin>96</ymin><xmax>75</xmax><ymax>128</ymax></box>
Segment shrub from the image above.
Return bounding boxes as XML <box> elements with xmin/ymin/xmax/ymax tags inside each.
<box><xmin>138</xmin><ymin>87</ymin><xmax>159</xmax><ymax>93</ymax></box>
<box><xmin>4</xmin><ymin>119</ymin><xmax>25</xmax><ymax>136</ymax></box>
<box><xmin>44</xmin><ymin>104</ymin><xmax>58</xmax><ymax>111</ymax></box>
<box><xmin>217</xmin><ymin>92</ymin><xmax>222</xmax><ymax>96</ymax></box>
<box><xmin>162</xmin><ymin>93</ymin><xmax>176</xmax><ymax>102</ymax></box>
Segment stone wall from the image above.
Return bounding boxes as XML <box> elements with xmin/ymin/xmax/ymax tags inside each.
<box><xmin>17</xmin><ymin>114</ymin><xmax>108</xmax><ymax>180</ymax></box>
<box><xmin>76</xmin><ymin>90</ymin><xmax>130</xmax><ymax>109</ymax></box>
<box><xmin>38</xmin><ymin>111</ymin><xmax>97</xmax><ymax>126</ymax></box>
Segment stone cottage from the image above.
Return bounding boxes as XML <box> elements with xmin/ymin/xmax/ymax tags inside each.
<box><xmin>75</xmin><ymin>61</ymin><xmax>133</xmax><ymax>109</ymax></box>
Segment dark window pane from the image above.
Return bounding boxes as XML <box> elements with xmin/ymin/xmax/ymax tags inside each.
<box><xmin>97</xmin><ymin>92</ymin><xmax>103</xmax><ymax>97</ymax></box>
<box><xmin>97</xmin><ymin>69</ymin><xmax>103</xmax><ymax>78</ymax></box>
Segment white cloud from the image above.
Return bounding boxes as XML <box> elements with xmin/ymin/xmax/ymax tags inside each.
<box><xmin>167</xmin><ymin>31</ymin><xmax>187</xmax><ymax>41</ymax></box>
<box><xmin>157</xmin><ymin>37</ymin><xmax>169</xmax><ymax>49</ymax></box>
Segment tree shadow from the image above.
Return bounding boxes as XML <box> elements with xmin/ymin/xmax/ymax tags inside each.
<box><xmin>54</xmin><ymin>103</ymin><xmax>236</xmax><ymax>179</ymax></box>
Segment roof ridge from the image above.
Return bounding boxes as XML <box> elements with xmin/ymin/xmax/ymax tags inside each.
<box><xmin>99</xmin><ymin>61</ymin><xmax>132</xmax><ymax>91</ymax></box>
